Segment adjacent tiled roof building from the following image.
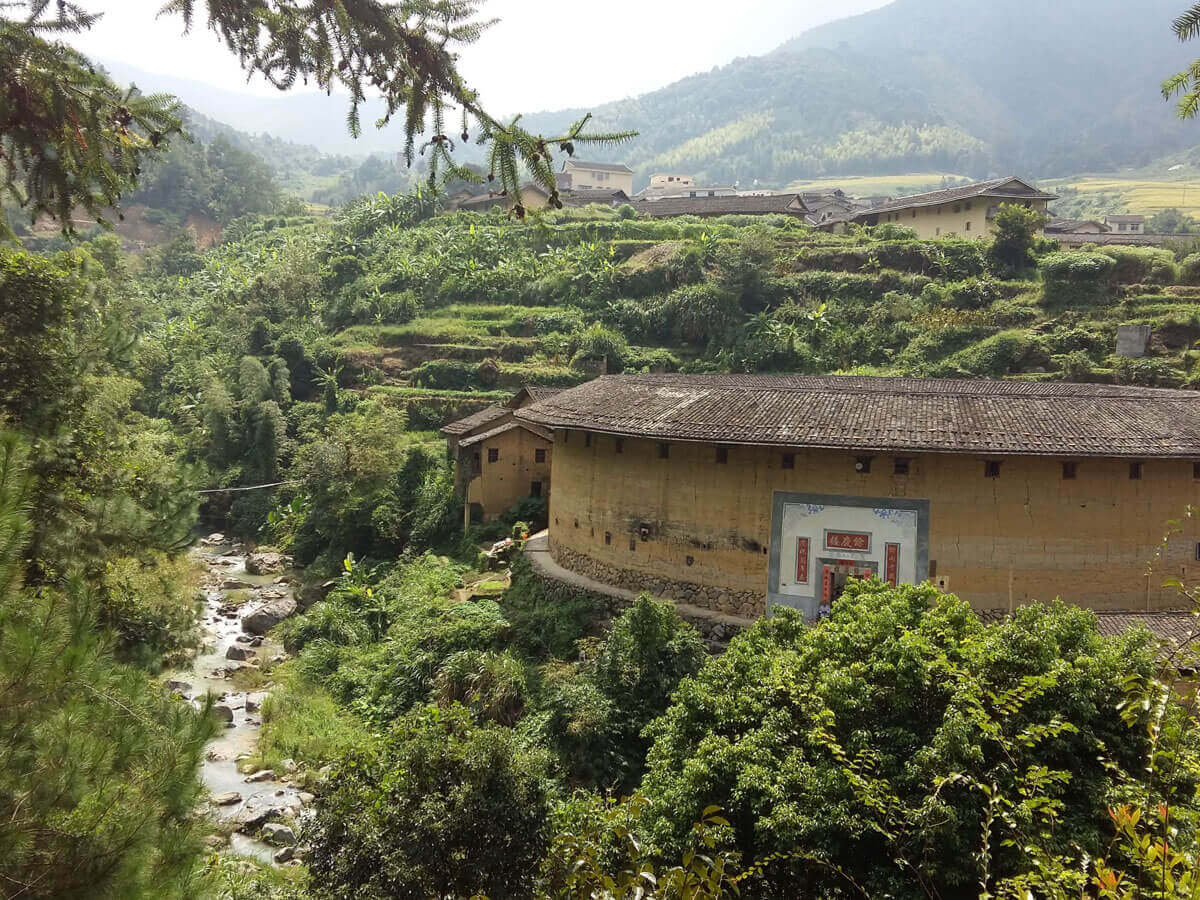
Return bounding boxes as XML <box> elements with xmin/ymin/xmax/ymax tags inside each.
<box><xmin>516</xmin><ymin>374</ymin><xmax>1200</xmax><ymax>458</ymax></box>
<box><xmin>633</xmin><ymin>193</ymin><xmax>807</xmax><ymax>218</ymax></box>
<box><xmin>844</xmin><ymin>176</ymin><xmax>1057</xmax><ymax>220</ymax></box>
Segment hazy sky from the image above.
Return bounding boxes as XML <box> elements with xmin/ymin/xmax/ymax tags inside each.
<box><xmin>69</xmin><ymin>0</ymin><xmax>890</xmax><ymax>113</ymax></box>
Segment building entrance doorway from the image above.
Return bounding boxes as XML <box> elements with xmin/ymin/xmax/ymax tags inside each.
<box><xmin>819</xmin><ymin>560</ymin><xmax>878</xmax><ymax>617</ymax></box>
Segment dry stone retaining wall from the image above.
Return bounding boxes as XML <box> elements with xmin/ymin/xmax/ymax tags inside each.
<box><xmin>550</xmin><ymin>543</ymin><xmax>764</xmax><ymax>620</ymax></box>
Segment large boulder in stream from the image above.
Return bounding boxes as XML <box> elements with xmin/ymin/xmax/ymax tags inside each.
<box><xmin>246</xmin><ymin>551</ymin><xmax>286</xmax><ymax>575</ymax></box>
<box><xmin>242</xmin><ymin>595</ymin><xmax>297</xmax><ymax>635</ymax></box>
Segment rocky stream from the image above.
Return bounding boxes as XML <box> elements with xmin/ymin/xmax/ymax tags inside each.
<box><xmin>165</xmin><ymin>536</ymin><xmax>311</xmax><ymax>866</ymax></box>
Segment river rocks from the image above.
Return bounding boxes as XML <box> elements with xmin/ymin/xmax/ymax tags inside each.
<box><xmin>245</xmin><ymin>692</ymin><xmax>266</xmax><ymax>713</ymax></box>
<box><xmin>279</xmin><ymin>758</ymin><xmax>297</xmax><ymax>774</ymax></box>
<box><xmin>165</xmin><ymin>679</ymin><xmax>191</xmax><ymax>695</ymax></box>
<box><xmin>221</xmin><ymin>578</ymin><xmax>255</xmax><ymax>591</ymax></box>
<box><xmin>245</xmin><ymin>769</ymin><xmax>275</xmax><ymax>783</ymax></box>
<box><xmin>242</xmin><ymin>596</ymin><xmax>297</xmax><ymax>635</ymax></box>
<box><xmin>261</xmin><ymin>823</ymin><xmax>296</xmax><ymax>847</ymax></box>
<box><xmin>225</xmin><ymin>645</ymin><xmax>253</xmax><ymax>661</ymax></box>
<box><xmin>273</xmin><ymin>845</ymin><xmax>294</xmax><ymax>863</ymax></box>
<box><xmin>297</xmin><ymin>579</ymin><xmax>336</xmax><ymax>610</ymax></box>
<box><xmin>212</xmin><ymin>791</ymin><xmax>242</xmax><ymax>806</ymax></box>
<box><xmin>213</xmin><ymin>704</ymin><xmax>235</xmax><ymax>724</ymax></box>
<box><xmin>204</xmin><ymin>834</ymin><xmax>227</xmax><ymax>849</ymax></box>
<box><xmin>246</xmin><ymin>551</ymin><xmax>286</xmax><ymax>575</ymax></box>
<box><xmin>298</xmin><ymin>792</ymin><xmax>315</xmax><ymax>805</ymax></box>
<box><xmin>201</xmin><ymin>532</ymin><xmax>226</xmax><ymax>546</ymax></box>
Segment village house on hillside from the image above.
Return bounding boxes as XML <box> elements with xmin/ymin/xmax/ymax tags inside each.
<box><xmin>834</xmin><ymin>176</ymin><xmax>1057</xmax><ymax>238</ymax></box>
<box><xmin>1106</xmin><ymin>214</ymin><xmax>1146</xmax><ymax>234</ymax></box>
<box><xmin>516</xmin><ymin>374</ymin><xmax>1200</xmax><ymax>622</ymax></box>
<box><xmin>442</xmin><ymin>387</ymin><xmax>562</xmax><ymax>526</ymax></box>
<box><xmin>556</xmin><ymin>159</ymin><xmax>635</xmax><ymax>197</ymax></box>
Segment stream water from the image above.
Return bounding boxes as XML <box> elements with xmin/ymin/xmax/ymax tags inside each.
<box><xmin>166</xmin><ymin>538</ymin><xmax>308</xmax><ymax>865</ymax></box>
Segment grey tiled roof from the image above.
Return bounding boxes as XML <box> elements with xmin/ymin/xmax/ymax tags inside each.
<box><xmin>633</xmin><ymin>194</ymin><xmax>804</xmax><ymax>218</ymax></box>
<box><xmin>440</xmin><ymin>405</ymin><xmax>508</xmax><ymax>436</ymax></box>
<box><xmin>1106</xmin><ymin>215</ymin><xmax>1146</xmax><ymax>223</ymax></box>
<box><xmin>515</xmin><ymin>373</ymin><xmax>1200</xmax><ymax>457</ymax></box>
<box><xmin>977</xmin><ymin>609</ymin><xmax>1200</xmax><ymax>666</ymax></box>
<box><xmin>458</xmin><ymin>420</ymin><xmax>553</xmax><ymax>448</ymax></box>
<box><xmin>842</xmin><ymin>177</ymin><xmax>1057</xmax><ymax>219</ymax></box>
<box><xmin>564</xmin><ymin>160</ymin><xmax>634</xmax><ymax>174</ymax></box>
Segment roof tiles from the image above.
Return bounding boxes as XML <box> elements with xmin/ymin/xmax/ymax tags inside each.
<box><xmin>515</xmin><ymin>374</ymin><xmax>1200</xmax><ymax>458</ymax></box>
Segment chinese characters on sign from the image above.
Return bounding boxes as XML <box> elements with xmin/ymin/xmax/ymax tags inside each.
<box><xmin>885</xmin><ymin>542</ymin><xmax>900</xmax><ymax>585</ymax></box>
<box><xmin>825</xmin><ymin>530</ymin><xmax>870</xmax><ymax>552</ymax></box>
<box><xmin>795</xmin><ymin>537</ymin><xmax>809</xmax><ymax>584</ymax></box>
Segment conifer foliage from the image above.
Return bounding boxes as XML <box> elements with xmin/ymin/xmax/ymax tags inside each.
<box><xmin>0</xmin><ymin>1</ymin><xmax>185</xmax><ymax>237</ymax></box>
<box><xmin>0</xmin><ymin>431</ymin><xmax>214</xmax><ymax>900</ymax></box>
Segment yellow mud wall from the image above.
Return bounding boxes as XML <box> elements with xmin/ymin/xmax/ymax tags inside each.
<box><xmin>547</xmin><ymin>431</ymin><xmax>1200</xmax><ymax>615</ymax></box>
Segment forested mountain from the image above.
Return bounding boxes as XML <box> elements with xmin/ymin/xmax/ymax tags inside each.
<box><xmin>513</xmin><ymin>0</ymin><xmax>1199</xmax><ymax>187</ymax></box>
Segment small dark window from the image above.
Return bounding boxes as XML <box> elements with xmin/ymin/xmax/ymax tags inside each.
<box><xmin>715</xmin><ymin>446</ymin><xmax>728</xmax><ymax>464</ymax></box>
<box><xmin>658</xmin><ymin>442</ymin><xmax>670</xmax><ymax>459</ymax></box>
<box><xmin>893</xmin><ymin>458</ymin><xmax>911</xmax><ymax>476</ymax></box>
<box><xmin>615</xmin><ymin>438</ymin><xmax>624</xmax><ymax>454</ymax></box>
<box><xmin>530</xmin><ymin>481</ymin><xmax>542</xmax><ymax>497</ymax></box>
<box><xmin>1195</xmin><ymin>541</ymin><xmax>1200</xmax><ymax>562</ymax></box>
<box><xmin>855</xmin><ymin>456</ymin><xmax>872</xmax><ymax>474</ymax></box>
<box><xmin>535</xmin><ymin>448</ymin><xmax>546</xmax><ymax>463</ymax></box>
<box><xmin>1193</xmin><ymin>461</ymin><xmax>1200</xmax><ymax>479</ymax></box>
<box><xmin>472</xmin><ymin>452</ymin><xmax>481</xmax><ymax>475</ymax></box>
<box><xmin>629</xmin><ymin>538</ymin><xmax>636</xmax><ymax>551</ymax></box>
<box><xmin>487</xmin><ymin>447</ymin><xmax>499</xmax><ymax>463</ymax></box>
<box><xmin>1130</xmin><ymin>461</ymin><xmax>1142</xmax><ymax>480</ymax></box>
<box><xmin>1062</xmin><ymin>461</ymin><xmax>1077</xmax><ymax>480</ymax></box>
<box><xmin>604</xmin><ymin>532</ymin><xmax>611</xmax><ymax>545</ymax></box>
<box><xmin>985</xmin><ymin>460</ymin><xmax>1001</xmax><ymax>478</ymax></box>
<box><xmin>584</xmin><ymin>432</ymin><xmax>592</xmax><ymax>447</ymax></box>
<box><xmin>782</xmin><ymin>453</ymin><xmax>795</xmax><ymax>470</ymax></box>
<box><xmin>562</xmin><ymin>430</ymin><xmax>569</xmax><ymax>444</ymax></box>
<box><xmin>686</xmin><ymin>555</ymin><xmax>695</xmax><ymax>566</ymax></box>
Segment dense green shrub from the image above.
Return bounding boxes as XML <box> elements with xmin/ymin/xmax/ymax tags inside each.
<box><xmin>1100</xmin><ymin>245</ymin><xmax>1178</xmax><ymax>285</ymax></box>
<box><xmin>1180</xmin><ymin>252</ymin><xmax>1200</xmax><ymax>285</ymax></box>
<box><xmin>307</xmin><ymin>705</ymin><xmax>552</xmax><ymax>900</ymax></box>
<box><xmin>1039</xmin><ymin>251</ymin><xmax>1117</xmax><ymax>307</ymax></box>
<box><xmin>1112</xmin><ymin>356</ymin><xmax>1183</xmax><ymax>386</ymax></box>
<box><xmin>920</xmin><ymin>276</ymin><xmax>1002</xmax><ymax>310</ymax></box>
<box><xmin>930</xmin><ymin>330</ymin><xmax>1048</xmax><ymax>377</ymax></box>
<box><xmin>639</xmin><ymin>580</ymin><xmax>1170</xmax><ymax>898</ymax></box>
<box><xmin>661</xmin><ymin>283</ymin><xmax>741</xmax><ymax>345</ymax></box>
<box><xmin>501</xmin><ymin>556</ymin><xmax>600</xmax><ymax>660</ymax></box>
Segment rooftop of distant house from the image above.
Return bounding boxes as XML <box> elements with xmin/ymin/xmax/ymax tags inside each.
<box><xmin>516</xmin><ymin>373</ymin><xmax>1200</xmax><ymax>458</ymax></box>
<box><xmin>1105</xmin><ymin>214</ymin><xmax>1146</xmax><ymax>223</ymax></box>
<box><xmin>633</xmin><ymin>193</ymin><xmax>806</xmax><ymax>218</ymax></box>
<box><xmin>846</xmin><ymin>177</ymin><xmax>1057</xmax><ymax>218</ymax></box>
<box><xmin>562</xmin><ymin>160</ymin><xmax>634</xmax><ymax>174</ymax></box>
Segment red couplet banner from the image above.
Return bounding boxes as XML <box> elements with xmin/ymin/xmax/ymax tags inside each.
<box><xmin>885</xmin><ymin>542</ymin><xmax>900</xmax><ymax>586</ymax></box>
<box><xmin>796</xmin><ymin>537</ymin><xmax>809</xmax><ymax>583</ymax></box>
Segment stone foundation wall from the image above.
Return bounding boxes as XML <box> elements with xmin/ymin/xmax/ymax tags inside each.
<box><xmin>551</xmin><ymin>543</ymin><xmax>765</xmax><ymax>619</ymax></box>
<box><xmin>527</xmin><ymin>551</ymin><xmax>745</xmax><ymax>647</ymax></box>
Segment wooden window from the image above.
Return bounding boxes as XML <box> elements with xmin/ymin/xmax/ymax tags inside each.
<box><xmin>471</xmin><ymin>452</ymin><xmax>481</xmax><ymax>475</ymax></box>
<box><xmin>487</xmin><ymin>447</ymin><xmax>499</xmax><ymax>463</ymax></box>
<box><xmin>604</xmin><ymin>532</ymin><xmax>611</xmax><ymax>545</ymax></box>
<box><xmin>562</xmin><ymin>430</ymin><xmax>569</xmax><ymax>443</ymax></box>
<box><xmin>658</xmin><ymin>442</ymin><xmax>670</xmax><ymax>459</ymax></box>
<box><xmin>1062</xmin><ymin>461</ymin><xmax>1077</xmax><ymax>480</ymax></box>
<box><xmin>985</xmin><ymin>460</ymin><xmax>1001</xmax><ymax>478</ymax></box>
<box><xmin>855</xmin><ymin>456</ymin><xmax>872</xmax><ymax>474</ymax></box>
<box><xmin>965</xmin><ymin>201</ymin><xmax>972</xmax><ymax>211</ymax></box>
<box><xmin>629</xmin><ymin>538</ymin><xmax>636</xmax><ymax>551</ymax></box>
<box><xmin>965</xmin><ymin>221</ymin><xmax>972</xmax><ymax>232</ymax></box>
<box><xmin>1194</xmin><ymin>461</ymin><xmax>1200</xmax><ymax>479</ymax></box>
<box><xmin>715</xmin><ymin>446</ymin><xmax>728</xmax><ymax>464</ymax></box>
<box><xmin>530</xmin><ymin>481</ymin><xmax>542</xmax><ymax>497</ymax></box>
<box><xmin>911</xmin><ymin>209</ymin><xmax>916</xmax><ymax>218</ymax></box>
<box><xmin>615</xmin><ymin>438</ymin><xmax>624</xmax><ymax>454</ymax></box>
<box><xmin>1130</xmin><ymin>461</ymin><xmax>1143</xmax><ymax>480</ymax></box>
<box><xmin>584</xmin><ymin>432</ymin><xmax>592</xmax><ymax>447</ymax></box>
<box><xmin>782</xmin><ymin>453</ymin><xmax>795</xmax><ymax>470</ymax></box>
<box><xmin>952</xmin><ymin>203</ymin><xmax>961</xmax><ymax>213</ymax></box>
<box><xmin>893</xmin><ymin>457</ymin><xmax>911</xmax><ymax>476</ymax></box>
<box><xmin>535</xmin><ymin>448</ymin><xmax>546</xmax><ymax>463</ymax></box>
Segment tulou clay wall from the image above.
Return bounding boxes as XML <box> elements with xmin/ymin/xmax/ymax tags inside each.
<box><xmin>546</xmin><ymin>429</ymin><xmax>1200</xmax><ymax>618</ymax></box>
